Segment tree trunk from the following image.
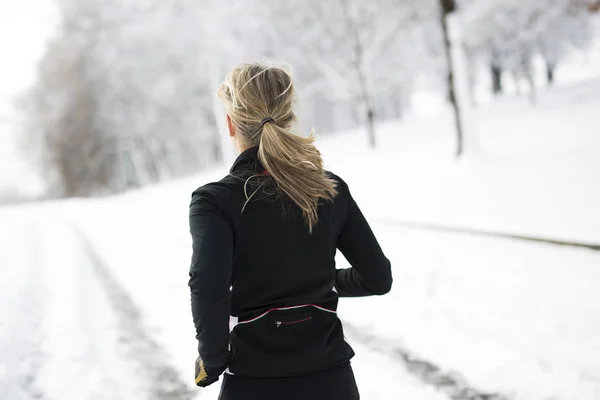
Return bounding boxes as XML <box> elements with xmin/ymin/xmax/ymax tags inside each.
<box><xmin>521</xmin><ymin>54</ymin><xmax>536</xmax><ymax>105</ymax></box>
<box><xmin>366</xmin><ymin>106</ymin><xmax>376</xmax><ymax>149</ymax></box>
<box><xmin>491</xmin><ymin>64</ymin><xmax>503</xmax><ymax>95</ymax></box>
<box><xmin>546</xmin><ymin>62</ymin><xmax>556</xmax><ymax>86</ymax></box>
<box><xmin>357</xmin><ymin>76</ymin><xmax>376</xmax><ymax>148</ymax></box>
<box><xmin>340</xmin><ymin>0</ymin><xmax>376</xmax><ymax>148</ymax></box>
<box><xmin>439</xmin><ymin>0</ymin><xmax>463</xmax><ymax>158</ymax></box>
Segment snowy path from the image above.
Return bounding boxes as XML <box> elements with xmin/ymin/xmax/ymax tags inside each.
<box><xmin>344</xmin><ymin>322</ymin><xmax>508</xmax><ymax>400</ymax></box>
<box><xmin>0</xmin><ymin>220</ymin><xmax>48</xmax><ymax>399</ymax></box>
<box><xmin>1</xmin><ymin>205</ymin><xmax>454</xmax><ymax>400</ymax></box>
<box><xmin>75</xmin><ymin>228</ymin><xmax>195</xmax><ymax>400</ymax></box>
<box><xmin>339</xmin><ymin>222</ymin><xmax>600</xmax><ymax>400</ymax></box>
<box><xmin>4</xmin><ymin>193</ymin><xmax>600</xmax><ymax>399</ymax></box>
<box><xmin>59</xmin><ymin>190</ymin><xmax>600</xmax><ymax>400</ymax></box>
<box><xmin>0</xmin><ymin>209</ymin><xmax>194</xmax><ymax>400</ymax></box>
<box><xmin>344</xmin><ymin>219</ymin><xmax>600</xmax><ymax>400</ymax></box>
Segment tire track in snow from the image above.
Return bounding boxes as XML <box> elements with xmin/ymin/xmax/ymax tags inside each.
<box><xmin>74</xmin><ymin>228</ymin><xmax>195</xmax><ymax>400</ymax></box>
<box><xmin>374</xmin><ymin>218</ymin><xmax>600</xmax><ymax>252</ymax></box>
<box><xmin>343</xmin><ymin>323</ymin><xmax>510</xmax><ymax>400</ymax></box>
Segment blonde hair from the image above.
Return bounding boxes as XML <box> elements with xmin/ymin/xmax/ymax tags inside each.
<box><xmin>217</xmin><ymin>63</ymin><xmax>337</xmax><ymax>232</ymax></box>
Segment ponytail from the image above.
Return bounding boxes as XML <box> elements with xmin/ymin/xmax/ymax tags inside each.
<box><xmin>258</xmin><ymin>123</ymin><xmax>337</xmax><ymax>232</ymax></box>
<box><xmin>217</xmin><ymin>63</ymin><xmax>337</xmax><ymax>231</ymax></box>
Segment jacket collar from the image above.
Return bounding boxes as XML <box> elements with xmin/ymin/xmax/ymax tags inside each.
<box><xmin>230</xmin><ymin>146</ymin><xmax>263</xmax><ymax>174</ymax></box>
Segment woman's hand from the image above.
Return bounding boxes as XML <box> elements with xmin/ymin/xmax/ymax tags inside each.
<box><xmin>195</xmin><ymin>356</ymin><xmax>224</xmax><ymax>388</ymax></box>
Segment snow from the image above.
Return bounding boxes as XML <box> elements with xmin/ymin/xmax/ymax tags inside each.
<box><xmin>339</xmin><ymin>226</ymin><xmax>600</xmax><ymax>399</ymax></box>
<box><xmin>2</xmin><ymin>70</ymin><xmax>600</xmax><ymax>399</ymax></box>
<box><xmin>0</xmin><ymin>203</ymin><xmax>449</xmax><ymax>399</ymax></box>
<box><xmin>0</xmin><ymin>209</ymin><xmax>143</xmax><ymax>400</ymax></box>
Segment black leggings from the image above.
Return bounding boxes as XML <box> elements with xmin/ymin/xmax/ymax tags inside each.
<box><xmin>218</xmin><ymin>362</ymin><xmax>360</xmax><ymax>400</ymax></box>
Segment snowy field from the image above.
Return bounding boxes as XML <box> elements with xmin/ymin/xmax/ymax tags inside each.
<box><xmin>2</xmin><ymin>77</ymin><xmax>600</xmax><ymax>400</ymax></box>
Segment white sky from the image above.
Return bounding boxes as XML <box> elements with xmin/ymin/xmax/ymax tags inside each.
<box><xmin>0</xmin><ymin>0</ymin><xmax>58</xmax><ymax>195</ymax></box>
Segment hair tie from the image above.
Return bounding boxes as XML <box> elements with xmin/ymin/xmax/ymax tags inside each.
<box><xmin>260</xmin><ymin>117</ymin><xmax>275</xmax><ymax>128</ymax></box>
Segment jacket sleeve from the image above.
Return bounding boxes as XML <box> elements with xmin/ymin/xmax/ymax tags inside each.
<box><xmin>335</xmin><ymin>180</ymin><xmax>392</xmax><ymax>297</ymax></box>
<box><xmin>188</xmin><ymin>188</ymin><xmax>232</xmax><ymax>371</ymax></box>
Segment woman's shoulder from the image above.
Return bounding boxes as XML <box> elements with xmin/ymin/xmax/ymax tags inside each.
<box><xmin>190</xmin><ymin>174</ymin><xmax>241</xmax><ymax>207</ymax></box>
<box><xmin>325</xmin><ymin>171</ymin><xmax>350</xmax><ymax>194</ymax></box>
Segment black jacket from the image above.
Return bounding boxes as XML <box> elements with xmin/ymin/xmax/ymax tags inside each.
<box><xmin>189</xmin><ymin>147</ymin><xmax>392</xmax><ymax>378</ymax></box>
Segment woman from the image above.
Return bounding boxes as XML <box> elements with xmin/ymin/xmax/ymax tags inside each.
<box><xmin>188</xmin><ymin>63</ymin><xmax>392</xmax><ymax>400</ymax></box>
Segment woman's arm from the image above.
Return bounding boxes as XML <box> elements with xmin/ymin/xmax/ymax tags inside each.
<box><xmin>335</xmin><ymin>181</ymin><xmax>392</xmax><ymax>297</ymax></box>
<box><xmin>188</xmin><ymin>188</ymin><xmax>232</xmax><ymax>380</ymax></box>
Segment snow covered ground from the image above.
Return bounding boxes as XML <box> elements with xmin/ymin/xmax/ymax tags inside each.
<box><xmin>0</xmin><ymin>206</ymin><xmax>450</xmax><ymax>400</ymax></box>
<box><xmin>1</xmin><ymin>77</ymin><xmax>600</xmax><ymax>399</ymax></box>
<box><xmin>0</xmin><ymin>210</ymin><xmax>147</xmax><ymax>400</ymax></box>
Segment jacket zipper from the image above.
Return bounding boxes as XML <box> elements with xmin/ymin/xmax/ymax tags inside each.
<box><xmin>275</xmin><ymin>316</ymin><xmax>312</xmax><ymax>328</ymax></box>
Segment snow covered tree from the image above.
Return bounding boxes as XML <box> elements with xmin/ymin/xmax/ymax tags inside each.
<box><xmin>465</xmin><ymin>0</ymin><xmax>593</xmax><ymax>96</ymax></box>
<box><xmin>22</xmin><ymin>0</ymin><xmax>227</xmax><ymax>196</ymax></box>
<box><xmin>535</xmin><ymin>1</ymin><xmax>593</xmax><ymax>85</ymax></box>
<box><xmin>259</xmin><ymin>0</ymin><xmax>431</xmax><ymax>148</ymax></box>
<box><xmin>21</xmin><ymin>0</ymin><xmax>119</xmax><ymax>196</ymax></box>
<box><xmin>23</xmin><ymin>0</ymin><xmax>599</xmax><ymax>191</ymax></box>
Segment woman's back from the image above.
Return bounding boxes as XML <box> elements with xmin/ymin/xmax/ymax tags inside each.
<box><xmin>198</xmin><ymin>147</ymin><xmax>351</xmax><ymax>313</ymax></box>
<box><xmin>188</xmin><ymin>63</ymin><xmax>392</xmax><ymax>398</ymax></box>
